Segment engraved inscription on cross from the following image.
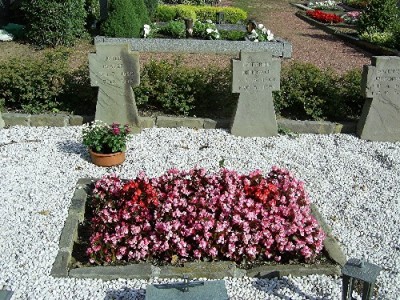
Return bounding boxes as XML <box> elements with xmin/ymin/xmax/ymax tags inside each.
<box><xmin>231</xmin><ymin>51</ymin><xmax>281</xmax><ymax>137</ymax></box>
<box><xmin>89</xmin><ymin>44</ymin><xmax>141</xmax><ymax>127</ymax></box>
<box><xmin>357</xmin><ymin>56</ymin><xmax>400</xmax><ymax>141</ymax></box>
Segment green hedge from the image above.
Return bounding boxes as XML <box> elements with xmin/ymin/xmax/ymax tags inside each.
<box><xmin>274</xmin><ymin>62</ymin><xmax>364</xmax><ymax>121</ymax></box>
<box><xmin>0</xmin><ymin>50</ymin><xmax>97</xmax><ymax>115</ymax></box>
<box><xmin>0</xmin><ymin>50</ymin><xmax>69</xmax><ymax>113</ymax></box>
<box><xmin>155</xmin><ymin>5</ymin><xmax>247</xmax><ymax>24</ymax></box>
<box><xmin>134</xmin><ymin>58</ymin><xmax>236</xmax><ymax>117</ymax></box>
<box><xmin>21</xmin><ymin>0</ymin><xmax>87</xmax><ymax>47</ymax></box>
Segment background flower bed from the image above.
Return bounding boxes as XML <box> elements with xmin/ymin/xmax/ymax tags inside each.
<box><xmin>85</xmin><ymin>167</ymin><xmax>325</xmax><ymax>267</ymax></box>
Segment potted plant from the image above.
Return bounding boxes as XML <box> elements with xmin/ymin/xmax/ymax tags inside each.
<box><xmin>82</xmin><ymin>121</ymin><xmax>133</xmax><ymax>167</ymax></box>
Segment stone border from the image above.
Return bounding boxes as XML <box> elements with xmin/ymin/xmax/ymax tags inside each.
<box><xmin>1</xmin><ymin>112</ymin><xmax>357</xmax><ymax>134</ymax></box>
<box><xmin>51</xmin><ymin>179</ymin><xmax>346</xmax><ymax>280</ymax></box>
<box><xmin>93</xmin><ymin>36</ymin><xmax>292</xmax><ymax>58</ymax></box>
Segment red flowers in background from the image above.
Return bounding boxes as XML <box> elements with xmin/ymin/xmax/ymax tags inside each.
<box><xmin>306</xmin><ymin>9</ymin><xmax>343</xmax><ymax>24</ymax></box>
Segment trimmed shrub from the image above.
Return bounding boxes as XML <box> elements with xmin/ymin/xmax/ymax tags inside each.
<box><xmin>274</xmin><ymin>62</ymin><xmax>364</xmax><ymax>121</ymax></box>
<box><xmin>195</xmin><ymin>6</ymin><xmax>247</xmax><ymax>24</ymax></box>
<box><xmin>175</xmin><ymin>5</ymin><xmax>197</xmax><ymax>22</ymax></box>
<box><xmin>21</xmin><ymin>0</ymin><xmax>87</xmax><ymax>47</ymax></box>
<box><xmin>357</xmin><ymin>0</ymin><xmax>399</xmax><ymax>34</ymax></box>
<box><xmin>134</xmin><ymin>58</ymin><xmax>235</xmax><ymax>117</ymax></box>
<box><xmin>0</xmin><ymin>50</ymin><xmax>69</xmax><ymax>113</ymax></box>
<box><xmin>154</xmin><ymin>5</ymin><xmax>176</xmax><ymax>21</ymax></box>
<box><xmin>163</xmin><ymin>0</ymin><xmax>216</xmax><ymax>4</ymax></box>
<box><xmin>159</xmin><ymin>21</ymin><xmax>186</xmax><ymax>38</ymax></box>
<box><xmin>101</xmin><ymin>0</ymin><xmax>150</xmax><ymax>38</ymax></box>
<box><xmin>144</xmin><ymin>0</ymin><xmax>159</xmax><ymax>18</ymax></box>
<box><xmin>155</xmin><ymin>5</ymin><xmax>247</xmax><ymax>24</ymax></box>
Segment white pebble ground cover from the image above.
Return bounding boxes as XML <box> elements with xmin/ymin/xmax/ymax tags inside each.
<box><xmin>0</xmin><ymin>126</ymin><xmax>399</xmax><ymax>299</ymax></box>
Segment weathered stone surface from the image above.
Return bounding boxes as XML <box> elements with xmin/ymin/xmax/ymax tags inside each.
<box><xmin>50</xmin><ymin>250</ymin><xmax>70</xmax><ymax>278</ymax></box>
<box><xmin>231</xmin><ymin>51</ymin><xmax>281</xmax><ymax>137</ymax></box>
<box><xmin>69</xmin><ymin>263</ymin><xmax>152</xmax><ymax>280</ymax></box>
<box><xmin>246</xmin><ymin>264</ymin><xmax>341</xmax><ymax>278</ymax></box>
<box><xmin>3</xmin><ymin>113</ymin><xmax>30</xmax><ymax>126</ymax></box>
<box><xmin>358</xmin><ymin>56</ymin><xmax>400</xmax><ymax>141</ymax></box>
<box><xmin>58</xmin><ymin>215</ymin><xmax>79</xmax><ymax>251</ymax></box>
<box><xmin>140</xmin><ymin>117</ymin><xmax>155</xmax><ymax>128</ymax></box>
<box><xmin>203</xmin><ymin>118</ymin><xmax>218</xmax><ymax>129</ymax></box>
<box><xmin>94</xmin><ymin>36</ymin><xmax>292</xmax><ymax>58</ymax></box>
<box><xmin>0</xmin><ymin>111</ymin><xmax>5</xmax><ymax>128</ymax></box>
<box><xmin>277</xmin><ymin>119</ymin><xmax>348</xmax><ymax>134</ymax></box>
<box><xmin>158</xmin><ymin>261</ymin><xmax>236</xmax><ymax>279</ymax></box>
<box><xmin>31</xmin><ymin>114</ymin><xmax>68</xmax><ymax>127</ymax></box>
<box><xmin>146</xmin><ymin>280</ymin><xmax>228</xmax><ymax>300</ymax></box>
<box><xmin>89</xmin><ymin>44</ymin><xmax>141</xmax><ymax>128</ymax></box>
<box><xmin>156</xmin><ymin>116</ymin><xmax>204</xmax><ymax>129</ymax></box>
<box><xmin>69</xmin><ymin>115</ymin><xmax>84</xmax><ymax>126</ymax></box>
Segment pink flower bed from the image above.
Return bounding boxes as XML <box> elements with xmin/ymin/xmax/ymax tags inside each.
<box><xmin>87</xmin><ymin>167</ymin><xmax>326</xmax><ymax>265</ymax></box>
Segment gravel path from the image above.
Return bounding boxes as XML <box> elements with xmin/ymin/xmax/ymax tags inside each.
<box><xmin>0</xmin><ymin>126</ymin><xmax>399</xmax><ymax>299</ymax></box>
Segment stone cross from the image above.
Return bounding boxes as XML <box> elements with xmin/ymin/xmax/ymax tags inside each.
<box><xmin>357</xmin><ymin>56</ymin><xmax>400</xmax><ymax>142</ymax></box>
<box><xmin>231</xmin><ymin>51</ymin><xmax>281</xmax><ymax>137</ymax></box>
<box><xmin>89</xmin><ymin>44</ymin><xmax>141</xmax><ymax>128</ymax></box>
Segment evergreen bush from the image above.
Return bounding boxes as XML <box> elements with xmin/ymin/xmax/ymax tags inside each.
<box><xmin>357</xmin><ymin>0</ymin><xmax>399</xmax><ymax>34</ymax></box>
<box><xmin>101</xmin><ymin>0</ymin><xmax>150</xmax><ymax>38</ymax></box>
<box><xmin>21</xmin><ymin>0</ymin><xmax>87</xmax><ymax>47</ymax></box>
<box><xmin>144</xmin><ymin>0</ymin><xmax>159</xmax><ymax>18</ymax></box>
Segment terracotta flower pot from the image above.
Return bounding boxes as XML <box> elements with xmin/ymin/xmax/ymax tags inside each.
<box><xmin>89</xmin><ymin>149</ymin><xmax>126</xmax><ymax>167</ymax></box>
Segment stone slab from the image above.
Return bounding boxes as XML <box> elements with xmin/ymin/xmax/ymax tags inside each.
<box><xmin>0</xmin><ymin>290</ymin><xmax>13</xmax><ymax>300</ymax></box>
<box><xmin>0</xmin><ymin>111</ymin><xmax>4</xmax><ymax>128</ymax></box>
<box><xmin>89</xmin><ymin>44</ymin><xmax>141</xmax><ymax>127</ymax></box>
<box><xmin>156</xmin><ymin>116</ymin><xmax>204</xmax><ymax>129</ymax></box>
<box><xmin>358</xmin><ymin>56</ymin><xmax>400</xmax><ymax>142</ymax></box>
<box><xmin>30</xmin><ymin>114</ymin><xmax>68</xmax><ymax>127</ymax></box>
<box><xmin>94</xmin><ymin>36</ymin><xmax>292</xmax><ymax>58</ymax></box>
<box><xmin>146</xmin><ymin>280</ymin><xmax>228</xmax><ymax>300</ymax></box>
<box><xmin>231</xmin><ymin>51</ymin><xmax>281</xmax><ymax>137</ymax></box>
<box><xmin>3</xmin><ymin>113</ymin><xmax>30</xmax><ymax>126</ymax></box>
<box><xmin>140</xmin><ymin>117</ymin><xmax>155</xmax><ymax>128</ymax></box>
<box><xmin>69</xmin><ymin>263</ymin><xmax>153</xmax><ymax>280</ymax></box>
<box><xmin>156</xmin><ymin>262</ymin><xmax>236</xmax><ymax>279</ymax></box>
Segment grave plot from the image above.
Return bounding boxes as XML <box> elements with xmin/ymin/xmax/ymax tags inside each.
<box><xmin>51</xmin><ymin>169</ymin><xmax>346</xmax><ymax>280</ymax></box>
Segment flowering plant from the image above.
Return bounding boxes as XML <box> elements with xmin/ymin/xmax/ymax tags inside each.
<box><xmin>86</xmin><ymin>166</ymin><xmax>326</xmax><ymax>265</ymax></box>
<box><xmin>308</xmin><ymin>0</ymin><xmax>340</xmax><ymax>10</ymax></box>
<box><xmin>82</xmin><ymin>121</ymin><xmax>132</xmax><ymax>154</ymax></box>
<box><xmin>193</xmin><ymin>20</ymin><xmax>220</xmax><ymax>40</ymax></box>
<box><xmin>247</xmin><ymin>23</ymin><xmax>274</xmax><ymax>42</ymax></box>
<box><xmin>306</xmin><ymin>9</ymin><xmax>343</xmax><ymax>23</ymax></box>
<box><xmin>141</xmin><ymin>23</ymin><xmax>159</xmax><ymax>38</ymax></box>
<box><xmin>341</xmin><ymin>11</ymin><xmax>361</xmax><ymax>24</ymax></box>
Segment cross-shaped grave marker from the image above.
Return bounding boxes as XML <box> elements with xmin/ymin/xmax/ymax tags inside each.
<box><xmin>357</xmin><ymin>56</ymin><xmax>400</xmax><ymax>142</ymax></box>
<box><xmin>89</xmin><ymin>44</ymin><xmax>141</xmax><ymax>128</ymax></box>
<box><xmin>231</xmin><ymin>51</ymin><xmax>281</xmax><ymax>137</ymax></box>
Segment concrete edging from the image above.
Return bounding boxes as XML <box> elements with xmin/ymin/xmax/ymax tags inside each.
<box><xmin>50</xmin><ymin>179</ymin><xmax>346</xmax><ymax>280</ymax></box>
<box><xmin>1</xmin><ymin>112</ymin><xmax>357</xmax><ymax>134</ymax></box>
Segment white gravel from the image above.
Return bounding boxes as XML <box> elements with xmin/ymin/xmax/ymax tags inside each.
<box><xmin>0</xmin><ymin>126</ymin><xmax>399</xmax><ymax>299</ymax></box>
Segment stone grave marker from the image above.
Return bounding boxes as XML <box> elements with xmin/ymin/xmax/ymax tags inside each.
<box><xmin>357</xmin><ymin>56</ymin><xmax>400</xmax><ymax>142</ymax></box>
<box><xmin>146</xmin><ymin>279</ymin><xmax>228</xmax><ymax>300</ymax></box>
<box><xmin>89</xmin><ymin>44</ymin><xmax>141</xmax><ymax>128</ymax></box>
<box><xmin>0</xmin><ymin>111</ymin><xmax>4</xmax><ymax>128</ymax></box>
<box><xmin>231</xmin><ymin>51</ymin><xmax>280</xmax><ymax>137</ymax></box>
